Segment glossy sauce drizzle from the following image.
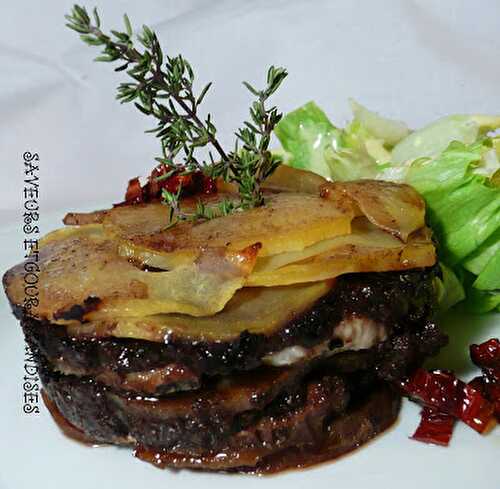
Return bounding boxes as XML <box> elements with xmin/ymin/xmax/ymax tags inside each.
<box><xmin>43</xmin><ymin>386</ymin><xmax>400</xmax><ymax>474</ymax></box>
<box><xmin>42</xmin><ymin>390</ymin><xmax>102</xmax><ymax>447</ymax></box>
<box><xmin>134</xmin><ymin>386</ymin><xmax>401</xmax><ymax>474</ymax></box>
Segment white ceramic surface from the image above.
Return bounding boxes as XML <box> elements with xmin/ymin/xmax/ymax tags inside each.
<box><xmin>1</xmin><ymin>1</ymin><xmax>499</xmax><ymax>487</ymax></box>
<box><xmin>0</xmin><ymin>210</ymin><xmax>499</xmax><ymax>487</ymax></box>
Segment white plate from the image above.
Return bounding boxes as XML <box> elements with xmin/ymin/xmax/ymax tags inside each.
<box><xmin>2</xmin><ymin>1</ymin><xmax>500</xmax><ymax>486</ymax></box>
<box><xmin>0</xmin><ymin>210</ymin><xmax>498</xmax><ymax>489</ymax></box>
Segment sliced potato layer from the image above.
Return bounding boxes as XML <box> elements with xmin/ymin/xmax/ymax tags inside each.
<box><xmin>103</xmin><ymin>192</ymin><xmax>355</xmax><ymax>258</ymax></box>
<box><xmin>4</xmin><ymin>168</ymin><xmax>435</xmax><ymax>326</ymax></box>
<box><xmin>38</xmin><ymin>223</ymin><xmax>104</xmax><ymax>248</ymax></box>
<box><xmin>253</xmin><ymin>217</ymin><xmax>404</xmax><ymax>272</ymax></box>
<box><xmin>246</xmin><ymin>225</ymin><xmax>435</xmax><ymax>287</ymax></box>
<box><xmin>219</xmin><ymin>164</ymin><xmax>328</xmax><ymax>195</ymax></box>
<box><xmin>66</xmin><ymin>280</ymin><xmax>334</xmax><ymax>343</ymax></box>
<box><xmin>4</xmin><ymin>235</ymin><xmax>259</xmax><ymax>321</ymax></box>
<box><xmin>321</xmin><ymin>180</ymin><xmax>425</xmax><ymax>242</ymax></box>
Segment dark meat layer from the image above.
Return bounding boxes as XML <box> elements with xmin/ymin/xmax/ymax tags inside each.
<box><xmin>22</xmin><ymin>269</ymin><xmax>439</xmax><ymax>396</ymax></box>
<box><xmin>328</xmin><ymin>319</ymin><xmax>446</xmax><ymax>382</ymax></box>
<box><xmin>40</xmin><ymin>358</ymin><xmax>347</xmax><ymax>453</ymax></box>
<box><xmin>40</xmin><ymin>356</ymin><xmax>400</xmax><ymax>471</ymax></box>
<box><xmin>135</xmin><ymin>385</ymin><xmax>401</xmax><ymax>473</ymax></box>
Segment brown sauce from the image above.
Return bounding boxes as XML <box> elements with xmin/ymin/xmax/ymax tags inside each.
<box><xmin>245</xmin><ymin>417</ymin><xmax>400</xmax><ymax>475</ymax></box>
<box><xmin>42</xmin><ymin>390</ymin><xmax>104</xmax><ymax>447</ymax></box>
<box><xmin>43</xmin><ymin>386</ymin><xmax>400</xmax><ymax>474</ymax></box>
<box><xmin>134</xmin><ymin>446</ymin><xmax>262</xmax><ymax>471</ymax></box>
<box><xmin>134</xmin><ymin>387</ymin><xmax>401</xmax><ymax>474</ymax></box>
<box><xmin>133</xmin><ymin>427</ymin><xmax>399</xmax><ymax>475</ymax></box>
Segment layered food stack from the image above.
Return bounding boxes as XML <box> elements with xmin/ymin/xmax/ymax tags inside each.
<box><xmin>3</xmin><ymin>166</ymin><xmax>447</xmax><ymax>473</ymax></box>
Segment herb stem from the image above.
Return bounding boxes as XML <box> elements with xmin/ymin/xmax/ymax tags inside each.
<box><xmin>172</xmin><ymin>96</ymin><xmax>228</xmax><ymax>161</ymax></box>
<box><xmin>66</xmin><ymin>4</ymin><xmax>287</xmax><ymax>224</ymax></box>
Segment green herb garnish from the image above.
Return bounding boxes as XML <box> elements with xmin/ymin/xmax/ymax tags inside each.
<box><xmin>65</xmin><ymin>5</ymin><xmax>287</xmax><ymax>224</ymax></box>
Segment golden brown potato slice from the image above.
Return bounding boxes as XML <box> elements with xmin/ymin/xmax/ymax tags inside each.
<box><xmin>246</xmin><ymin>223</ymin><xmax>435</xmax><ymax>287</ymax></box>
<box><xmin>320</xmin><ymin>180</ymin><xmax>425</xmax><ymax>242</ymax></box>
<box><xmin>4</xmin><ymin>175</ymin><xmax>434</xmax><ymax>323</ymax></box>
<box><xmin>63</xmin><ymin>209</ymin><xmax>109</xmax><ymax>226</ymax></box>
<box><xmin>98</xmin><ymin>179</ymin><xmax>425</xmax><ymax>270</ymax></box>
<box><xmin>246</xmin><ymin>244</ymin><xmax>435</xmax><ymax>286</ymax></box>
<box><xmin>253</xmin><ymin>217</ymin><xmax>403</xmax><ymax>272</ymax></box>
<box><xmin>263</xmin><ymin>164</ymin><xmax>328</xmax><ymax>193</ymax></box>
<box><xmin>66</xmin><ymin>280</ymin><xmax>334</xmax><ymax>342</ymax></box>
<box><xmin>3</xmin><ymin>235</ymin><xmax>260</xmax><ymax>321</ymax></box>
<box><xmin>38</xmin><ymin>224</ymin><xmax>104</xmax><ymax>248</ymax></box>
<box><xmin>103</xmin><ymin>192</ymin><xmax>355</xmax><ymax>257</ymax></box>
<box><xmin>116</xmin><ymin>213</ymin><xmax>433</xmax><ymax>279</ymax></box>
<box><xmin>218</xmin><ymin>164</ymin><xmax>328</xmax><ymax>194</ymax></box>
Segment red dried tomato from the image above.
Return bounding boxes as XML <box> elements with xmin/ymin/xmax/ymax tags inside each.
<box><xmin>121</xmin><ymin>164</ymin><xmax>218</xmax><ymax>206</ymax></box>
<box><xmin>149</xmin><ymin>164</ymin><xmax>185</xmax><ymax>195</ymax></box>
<box><xmin>402</xmin><ymin>369</ymin><xmax>494</xmax><ymax>433</ymax></box>
<box><xmin>470</xmin><ymin>339</ymin><xmax>500</xmax><ymax>369</ymax></box>
<box><xmin>470</xmin><ymin>339</ymin><xmax>500</xmax><ymax>421</ymax></box>
<box><xmin>149</xmin><ymin>164</ymin><xmax>217</xmax><ymax>197</ymax></box>
<box><xmin>411</xmin><ymin>406</ymin><xmax>455</xmax><ymax>446</ymax></box>
<box><xmin>201</xmin><ymin>175</ymin><xmax>217</xmax><ymax>194</ymax></box>
<box><xmin>124</xmin><ymin>177</ymin><xmax>144</xmax><ymax>204</ymax></box>
<box><xmin>469</xmin><ymin>376</ymin><xmax>487</xmax><ymax>394</ymax></box>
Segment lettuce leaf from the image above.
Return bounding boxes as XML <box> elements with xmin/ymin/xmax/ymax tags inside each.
<box><xmin>464</xmin><ymin>287</ymin><xmax>500</xmax><ymax>314</ymax></box>
<box><xmin>435</xmin><ymin>263</ymin><xmax>466</xmax><ymax>313</ymax></box>
<box><xmin>323</xmin><ymin>124</ymin><xmax>379</xmax><ymax>180</ymax></box>
<box><xmin>275</xmin><ymin>100</ymin><xmax>384</xmax><ymax>181</ymax></box>
<box><xmin>392</xmin><ymin>114</ymin><xmax>500</xmax><ymax>164</ymax></box>
<box><xmin>473</xmin><ymin>248</ymin><xmax>500</xmax><ymax>290</ymax></box>
<box><xmin>349</xmin><ymin>99</ymin><xmax>409</xmax><ymax>147</ymax></box>
<box><xmin>274</xmin><ymin>100</ymin><xmax>500</xmax><ymax>313</ymax></box>
<box><xmin>463</xmin><ymin>228</ymin><xmax>500</xmax><ymax>276</ymax></box>
<box><xmin>405</xmin><ymin>139</ymin><xmax>500</xmax><ymax>312</ymax></box>
<box><xmin>405</xmin><ymin>140</ymin><xmax>500</xmax><ymax>265</ymax></box>
<box><xmin>274</xmin><ymin>101</ymin><xmax>341</xmax><ymax>179</ymax></box>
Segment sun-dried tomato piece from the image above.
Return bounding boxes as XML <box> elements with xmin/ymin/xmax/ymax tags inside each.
<box><xmin>470</xmin><ymin>371</ymin><xmax>500</xmax><ymax>422</ymax></box>
<box><xmin>124</xmin><ymin>177</ymin><xmax>144</xmax><ymax>203</ymax></box>
<box><xmin>189</xmin><ymin>171</ymin><xmax>216</xmax><ymax>195</ymax></box>
<box><xmin>150</xmin><ymin>164</ymin><xmax>217</xmax><ymax>196</ymax></box>
<box><xmin>164</xmin><ymin>173</ymin><xmax>193</xmax><ymax>194</ymax></box>
<box><xmin>148</xmin><ymin>164</ymin><xmax>166</xmax><ymax>196</ymax></box>
<box><xmin>201</xmin><ymin>175</ymin><xmax>217</xmax><ymax>194</ymax></box>
<box><xmin>469</xmin><ymin>339</ymin><xmax>500</xmax><ymax>422</ymax></box>
<box><xmin>483</xmin><ymin>367</ymin><xmax>500</xmax><ymax>387</ymax></box>
<box><xmin>470</xmin><ymin>339</ymin><xmax>500</xmax><ymax>369</ymax></box>
<box><xmin>121</xmin><ymin>164</ymin><xmax>219</xmax><ymax>206</ymax></box>
<box><xmin>149</xmin><ymin>164</ymin><xmax>190</xmax><ymax>195</ymax></box>
<box><xmin>402</xmin><ymin>369</ymin><xmax>495</xmax><ymax>433</ymax></box>
<box><xmin>411</xmin><ymin>406</ymin><xmax>455</xmax><ymax>446</ymax></box>
<box><xmin>487</xmin><ymin>384</ymin><xmax>500</xmax><ymax>421</ymax></box>
<box><xmin>469</xmin><ymin>376</ymin><xmax>486</xmax><ymax>394</ymax></box>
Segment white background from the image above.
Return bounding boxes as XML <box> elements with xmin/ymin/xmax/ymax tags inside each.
<box><xmin>2</xmin><ymin>0</ymin><xmax>500</xmax><ymax>215</ymax></box>
<box><xmin>0</xmin><ymin>1</ymin><xmax>499</xmax><ymax>488</ymax></box>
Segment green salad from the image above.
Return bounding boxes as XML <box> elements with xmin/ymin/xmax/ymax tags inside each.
<box><xmin>275</xmin><ymin>100</ymin><xmax>500</xmax><ymax>313</ymax></box>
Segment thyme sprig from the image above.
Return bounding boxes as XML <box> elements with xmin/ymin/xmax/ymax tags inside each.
<box><xmin>214</xmin><ymin>66</ymin><xmax>288</xmax><ymax>209</ymax></box>
<box><xmin>66</xmin><ymin>5</ymin><xmax>287</xmax><ymax>223</ymax></box>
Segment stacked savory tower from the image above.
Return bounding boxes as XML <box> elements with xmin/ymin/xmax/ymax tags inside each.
<box><xmin>3</xmin><ymin>166</ymin><xmax>446</xmax><ymax>472</ymax></box>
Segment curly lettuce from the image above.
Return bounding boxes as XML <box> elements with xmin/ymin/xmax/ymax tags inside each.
<box><xmin>274</xmin><ymin>100</ymin><xmax>393</xmax><ymax>181</ymax></box>
<box><xmin>273</xmin><ymin>102</ymin><xmax>341</xmax><ymax>179</ymax></box>
<box><xmin>275</xmin><ymin>100</ymin><xmax>500</xmax><ymax>312</ymax></box>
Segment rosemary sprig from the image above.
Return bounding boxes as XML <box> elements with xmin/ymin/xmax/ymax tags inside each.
<box><xmin>66</xmin><ymin>5</ymin><xmax>287</xmax><ymax>223</ymax></box>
